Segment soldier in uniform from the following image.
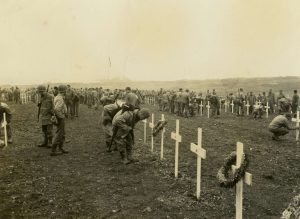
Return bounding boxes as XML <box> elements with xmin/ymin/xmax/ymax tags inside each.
<box><xmin>51</xmin><ymin>85</ymin><xmax>68</xmax><ymax>156</ymax></box>
<box><xmin>102</xmin><ymin>102</ymin><xmax>122</xmax><ymax>152</ymax></box>
<box><xmin>112</xmin><ymin>108</ymin><xmax>150</xmax><ymax>164</ymax></box>
<box><xmin>269</xmin><ymin>113</ymin><xmax>300</xmax><ymax>141</ymax></box>
<box><xmin>37</xmin><ymin>85</ymin><xmax>54</xmax><ymax>148</ymax></box>
<box><xmin>268</xmin><ymin>89</ymin><xmax>276</xmax><ymax>114</ymax></box>
<box><xmin>0</xmin><ymin>102</ymin><xmax>13</xmax><ymax>143</ymax></box>
<box><xmin>292</xmin><ymin>90</ymin><xmax>299</xmax><ymax>116</ymax></box>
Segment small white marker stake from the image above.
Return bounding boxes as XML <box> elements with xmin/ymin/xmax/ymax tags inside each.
<box><xmin>232</xmin><ymin>142</ymin><xmax>252</xmax><ymax>219</ymax></box>
<box><xmin>143</xmin><ymin>119</ymin><xmax>147</xmax><ymax>144</ymax></box>
<box><xmin>190</xmin><ymin>128</ymin><xmax>206</xmax><ymax>199</ymax></box>
<box><xmin>206</xmin><ymin>101</ymin><xmax>210</xmax><ymax>118</ymax></box>
<box><xmin>199</xmin><ymin>101</ymin><xmax>203</xmax><ymax>116</ymax></box>
<box><xmin>245</xmin><ymin>101</ymin><xmax>250</xmax><ymax>116</ymax></box>
<box><xmin>231</xmin><ymin>100</ymin><xmax>234</xmax><ymax>114</ymax></box>
<box><xmin>1</xmin><ymin>113</ymin><xmax>8</xmax><ymax>147</ymax></box>
<box><xmin>149</xmin><ymin>114</ymin><xmax>154</xmax><ymax>152</ymax></box>
<box><xmin>292</xmin><ymin>111</ymin><xmax>300</xmax><ymax>141</ymax></box>
<box><xmin>160</xmin><ymin>114</ymin><xmax>165</xmax><ymax>160</ymax></box>
<box><xmin>265</xmin><ymin>102</ymin><xmax>270</xmax><ymax>119</ymax></box>
<box><xmin>225</xmin><ymin>101</ymin><xmax>228</xmax><ymax>113</ymax></box>
<box><xmin>171</xmin><ymin>119</ymin><xmax>181</xmax><ymax>178</ymax></box>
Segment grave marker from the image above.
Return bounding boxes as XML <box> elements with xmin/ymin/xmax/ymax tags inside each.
<box><xmin>265</xmin><ymin>102</ymin><xmax>270</xmax><ymax>119</ymax></box>
<box><xmin>190</xmin><ymin>128</ymin><xmax>206</xmax><ymax>199</ymax></box>
<box><xmin>206</xmin><ymin>101</ymin><xmax>210</xmax><ymax>118</ymax></box>
<box><xmin>171</xmin><ymin>119</ymin><xmax>182</xmax><ymax>178</ymax></box>
<box><xmin>231</xmin><ymin>100</ymin><xmax>234</xmax><ymax>113</ymax></box>
<box><xmin>149</xmin><ymin>114</ymin><xmax>155</xmax><ymax>152</ymax></box>
<box><xmin>245</xmin><ymin>101</ymin><xmax>250</xmax><ymax>116</ymax></box>
<box><xmin>292</xmin><ymin>111</ymin><xmax>300</xmax><ymax>141</ymax></box>
<box><xmin>1</xmin><ymin>113</ymin><xmax>8</xmax><ymax>147</ymax></box>
<box><xmin>160</xmin><ymin>114</ymin><xmax>165</xmax><ymax>160</ymax></box>
<box><xmin>232</xmin><ymin>142</ymin><xmax>252</xmax><ymax>219</ymax></box>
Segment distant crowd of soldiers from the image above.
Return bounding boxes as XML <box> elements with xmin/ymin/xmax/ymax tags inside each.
<box><xmin>147</xmin><ymin>88</ymin><xmax>300</xmax><ymax>119</ymax></box>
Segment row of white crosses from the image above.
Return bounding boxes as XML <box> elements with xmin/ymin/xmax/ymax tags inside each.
<box><xmin>145</xmin><ymin>116</ymin><xmax>252</xmax><ymax>219</ymax></box>
<box><xmin>1</xmin><ymin>113</ymin><xmax>8</xmax><ymax>148</ymax></box>
<box><xmin>21</xmin><ymin>93</ymin><xmax>31</xmax><ymax>104</ymax></box>
<box><xmin>146</xmin><ymin>96</ymin><xmax>156</xmax><ymax>106</ymax></box>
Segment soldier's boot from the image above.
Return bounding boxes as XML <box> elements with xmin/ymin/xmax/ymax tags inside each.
<box><xmin>127</xmin><ymin>151</ymin><xmax>139</xmax><ymax>163</ymax></box>
<box><xmin>58</xmin><ymin>144</ymin><xmax>69</xmax><ymax>154</ymax></box>
<box><xmin>50</xmin><ymin>144</ymin><xmax>58</xmax><ymax>156</ymax></box>
<box><xmin>46</xmin><ymin>137</ymin><xmax>53</xmax><ymax>148</ymax></box>
<box><xmin>38</xmin><ymin>136</ymin><xmax>48</xmax><ymax>147</ymax></box>
<box><xmin>106</xmin><ymin>142</ymin><xmax>112</xmax><ymax>152</ymax></box>
<box><xmin>120</xmin><ymin>151</ymin><xmax>131</xmax><ymax>165</ymax></box>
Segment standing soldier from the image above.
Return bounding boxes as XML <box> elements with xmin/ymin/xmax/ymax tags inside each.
<box><xmin>210</xmin><ymin>90</ymin><xmax>220</xmax><ymax>117</ymax></box>
<box><xmin>292</xmin><ymin>90</ymin><xmax>299</xmax><ymax>117</ymax></box>
<box><xmin>112</xmin><ymin>108</ymin><xmax>150</xmax><ymax>164</ymax></box>
<box><xmin>0</xmin><ymin>102</ymin><xmax>13</xmax><ymax>143</ymax></box>
<box><xmin>182</xmin><ymin>89</ymin><xmax>190</xmax><ymax>118</ymax></box>
<box><xmin>268</xmin><ymin>89</ymin><xmax>275</xmax><ymax>114</ymax></box>
<box><xmin>248</xmin><ymin>91</ymin><xmax>256</xmax><ymax>114</ymax></box>
<box><xmin>37</xmin><ymin>85</ymin><xmax>54</xmax><ymax>148</ymax></box>
<box><xmin>65</xmin><ymin>85</ymin><xmax>74</xmax><ymax>118</ymax></box>
<box><xmin>51</xmin><ymin>85</ymin><xmax>68</xmax><ymax>156</ymax></box>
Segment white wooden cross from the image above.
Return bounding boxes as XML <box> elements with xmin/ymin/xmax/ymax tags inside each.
<box><xmin>245</xmin><ymin>101</ymin><xmax>250</xmax><ymax>116</ymax></box>
<box><xmin>149</xmin><ymin>114</ymin><xmax>155</xmax><ymax>152</ymax></box>
<box><xmin>206</xmin><ymin>101</ymin><xmax>210</xmax><ymax>118</ymax></box>
<box><xmin>171</xmin><ymin>119</ymin><xmax>182</xmax><ymax>178</ymax></box>
<box><xmin>265</xmin><ymin>102</ymin><xmax>270</xmax><ymax>119</ymax></box>
<box><xmin>231</xmin><ymin>100</ymin><xmax>234</xmax><ymax>113</ymax></box>
<box><xmin>1</xmin><ymin>113</ymin><xmax>8</xmax><ymax>147</ymax></box>
<box><xmin>143</xmin><ymin>119</ymin><xmax>147</xmax><ymax>144</ymax></box>
<box><xmin>225</xmin><ymin>101</ymin><xmax>228</xmax><ymax>113</ymax></box>
<box><xmin>190</xmin><ymin>128</ymin><xmax>206</xmax><ymax>200</ymax></box>
<box><xmin>160</xmin><ymin>114</ymin><xmax>165</xmax><ymax>160</ymax></box>
<box><xmin>292</xmin><ymin>111</ymin><xmax>300</xmax><ymax>141</ymax></box>
<box><xmin>232</xmin><ymin>142</ymin><xmax>252</xmax><ymax>219</ymax></box>
<box><xmin>199</xmin><ymin>101</ymin><xmax>203</xmax><ymax>116</ymax></box>
<box><xmin>257</xmin><ymin>100</ymin><xmax>261</xmax><ymax>106</ymax></box>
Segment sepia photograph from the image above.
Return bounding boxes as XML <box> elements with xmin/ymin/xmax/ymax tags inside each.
<box><xmin>1</xmin><ymin>1</ymin><xmax>300</xmax><ymax>218</ymax></box>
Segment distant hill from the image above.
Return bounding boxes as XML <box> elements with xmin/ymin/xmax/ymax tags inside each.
<box><xmin>2</xmin><ymin>76</ymin><xmax>300</xmax><ymax>96</ymax></box>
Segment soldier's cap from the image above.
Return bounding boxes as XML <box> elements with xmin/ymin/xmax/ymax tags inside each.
<box><xmin>58</xmin><ymin>85</ymin><xmax>67</xmax><ymax>93</ymax></box>
<box><xmin>138</xmin><ymin>108</ymin><xmax>150</xmax><ymax>119</ymax></box>
<box><xmin>125</xmin><ymin>86</ymin><xmax>131</xmax><ymax>91</ymax></box>
<box><xmin>37</xmin><ymin>85</ymin><xmax>46</xmax><ymax>93</ymax></box>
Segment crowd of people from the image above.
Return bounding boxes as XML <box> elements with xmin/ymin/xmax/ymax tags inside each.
<box><xmin>145</xmin><ymin>88</ymin><xmax>300</xmax><ymax>119</ymax></box>
<box><xmin>0</xmin><ymin>85</ymin><xmax>299</xmax><ymax>159</ymax></box>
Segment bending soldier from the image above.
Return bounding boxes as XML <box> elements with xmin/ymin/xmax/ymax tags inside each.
<box><xmin>0</xmin><ymin>102</ymin><xmax>13</xmax><ymax>144</ymax></box>
<box><xmin>112</xmin><ymin>108</ymin><xmax>150</xmax><ymax>164</ymax></box>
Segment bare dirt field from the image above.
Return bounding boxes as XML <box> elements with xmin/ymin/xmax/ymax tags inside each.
<box><xmin>0</xmin><ymin>102</ymin><xmax>299</xmax><ymax>219</ymax></box>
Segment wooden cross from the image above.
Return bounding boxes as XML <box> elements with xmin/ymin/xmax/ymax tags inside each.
<box><xmin>171</xmin><ymin>119</ymin><xmax>182</xmax><ymax>178</ymax></box>
<box><xmin>149</xmin><ymin>114</ymin><xmax>155</xmax><ymax>152</ymax></box>
<box><xmin>231</xmin><ymin>100</ymin><xmax>234</xmax><ymax>113</ymax></box>
<box><xmin>232</xmin><ymin>142</ymin><xmax>252</xmax><ymax>219</ymax></box>
<box><xmin>292</xmin><ymin>111</ymin><xmax>300</xmax><ymax>141</ymax></box>
<box><xmin>225</xmin><ymin>101</ymin><xmax>228</xmax><ymax>113</ymax></box>
<box><xmin>143</xmin><ymin>119</ymin><xmax>147</xmax><ymax>144</ymax></box>
<box><xmin>245</xmin><ymin>101</ymin><xmax>250</xmax><ymax>116</ymax></box>
<box><xmin>1</xmin><ymin>113</ymin><xmax>8</xmax><ymax>147</ymax></box>
<box><xmin>257</xmin><ymin>100</ymin><xmax>261</xmax><ymax>106</ymax></box>
<box><xmin>199</xmin><ymin>101</ymin><xmax>203</xmax><ymax>116</ymax></box>
<box><xmin>160</xmin><ymin>114</ymin><xmax>165</xmax><ymax>160</ymax></box>
<box><xmin>265</xmin><ymin>102</ymin><xmax>270</xmax><ymax>119</ymax></box>
<box><xmin>190</xmin><ymin>128</ymin><xmax>206</xmax><ymax>199</ymax></box>
<box><xmin>206</xmin><ymin>101</ymin><xmax>210</xmax><ymax>118</ymax></box>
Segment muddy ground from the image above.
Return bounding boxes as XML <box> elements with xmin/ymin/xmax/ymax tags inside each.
<box><xmin>0</xmin><ymin>102</ymin><xmax>299</xmax><ymax>219</ymax></box>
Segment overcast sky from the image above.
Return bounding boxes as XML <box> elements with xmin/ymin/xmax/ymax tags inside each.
<box><xmin>1</xmin><ymin>0</ymin><xmax>300</xmax><ymax>84</ymax></box>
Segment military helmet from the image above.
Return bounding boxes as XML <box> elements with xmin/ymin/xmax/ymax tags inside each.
<box><xmin>138</xmin><ymin>108</ymin><xmax>150</xmax><ymax>120</ymax></box>
<box><xmin>125</xmin><ymin>93</ymin><xmax>138</xmax><ymax>106</ymax></box>
<box><xmin>58</xmin><ymin>85</ymin><xmax>67</xmax><ymax>93</ymax></box>
<box><xmin>37</xmin><ymin>85</ymin><xmax>46</xmax><ymax>93</ymax></box>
